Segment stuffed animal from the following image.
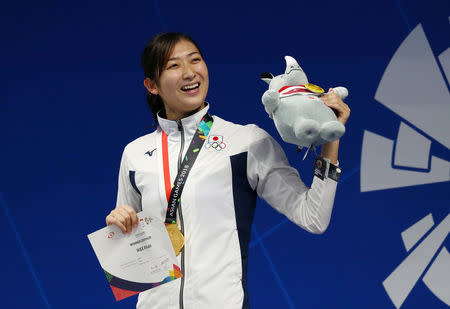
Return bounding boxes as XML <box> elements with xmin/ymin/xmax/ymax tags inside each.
<box><xmin>261</xmin><ymin>56</ymin><xmax>348</xmax><ymax>150</ymax></box>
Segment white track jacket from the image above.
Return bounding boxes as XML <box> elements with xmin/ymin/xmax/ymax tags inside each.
<box><xmin>116</xmin><ymin>104</ymin><xmax>338</xmax><ymax>309</ymax></box>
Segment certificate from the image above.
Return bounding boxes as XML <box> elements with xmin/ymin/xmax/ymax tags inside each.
<box><xmin>87</xmin><ymin>210</ymin><xmax>182</xmax><ymax>301</ymax></box>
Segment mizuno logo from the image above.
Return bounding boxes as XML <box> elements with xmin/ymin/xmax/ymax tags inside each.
<box><xmin>145</xmin><ymin>148</ymin><xmax>157</xmax><ymax>157</ymax></box>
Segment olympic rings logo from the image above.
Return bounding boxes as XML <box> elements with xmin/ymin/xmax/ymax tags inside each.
<box><xmin>205</xmin><ymin>135</ymin><xmax>226</xmax><ymax>151</ymax></box>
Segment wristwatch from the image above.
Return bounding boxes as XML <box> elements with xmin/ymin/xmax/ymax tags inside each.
<box><xmin>313</xmin><ymin>156</ymin><xmax>341</xmax><ymax>182</ymax></box>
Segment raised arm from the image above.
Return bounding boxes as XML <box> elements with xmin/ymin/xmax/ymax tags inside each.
<box><xmin>320</xmin><ymin>88</ymin><xmax>351</xmax><ymax>164</ymax></box>
<box><xmin>247</xmin><ymin>127</ymin><xmax>339</xmax><ymax>234</ymax></box>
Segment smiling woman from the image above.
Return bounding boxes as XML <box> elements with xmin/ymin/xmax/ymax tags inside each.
<box><xmin>105</xmin><ymin>32</ymin><xmax>348</xmax><ymax>309</ymax></box>
<box><xmin>141</xmin><ymin>33</ymin><xmax>209</xmax><ymax>122</ymax></box>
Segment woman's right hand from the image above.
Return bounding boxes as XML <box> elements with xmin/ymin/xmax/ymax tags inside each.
<box><xmin>106</xmin><ymin>205</ymin><xmax>138</xmax><ymax>234</ymax></box>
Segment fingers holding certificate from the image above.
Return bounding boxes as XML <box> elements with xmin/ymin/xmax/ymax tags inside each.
<box><xmin>88</xmin><ymin>210</ymin><xmax>182</xmax><ymax>301</ymax></box>
<box><xmin>106</xmin><ymin>204</ymin><xmax>138</xmax><ymax>234</ymax></box>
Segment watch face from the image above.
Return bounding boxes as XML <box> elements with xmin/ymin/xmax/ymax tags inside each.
<box><xmin>313</xmin><ymin>156</ymin><xmax>327</xmax><ymax>180</ymax></box>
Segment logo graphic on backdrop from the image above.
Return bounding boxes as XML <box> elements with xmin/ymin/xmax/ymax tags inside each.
<box><xmin>383</xmin><ymin>214</ymin><xmax>450</xmax><ymax>308</ymax></box>
<box><xmin>361</xmin><ymin>23</ymin><xmax>450</xmax><ymax>192</ymax></box>
<box><xmin>360</xmin><ymin>21</ymin><xmax>450</xmax><ymax>308</ymax></box>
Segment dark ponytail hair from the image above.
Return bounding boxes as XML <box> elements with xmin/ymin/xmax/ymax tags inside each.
<box><xmin>141</xmin><ymin>33</ymin><xmax>203</xmax><ymax>125</ymax></box>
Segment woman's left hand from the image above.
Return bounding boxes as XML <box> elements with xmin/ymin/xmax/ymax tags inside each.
<box><xmin>321</xmin><ymin>88</ymin><xmax>351</xmax><ymax>125</ymax></box>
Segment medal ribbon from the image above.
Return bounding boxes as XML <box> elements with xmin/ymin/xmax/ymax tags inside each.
<box><xmin>278</xmin><ymin>85</ymin><xmax>311</xmax><ymax>94</ymax></box>
<box><xmin>278</xmin><ymin>84</ymin><xmax>325</xmax><ymax>97</ymax></box>
<box><xmin>161</xmin><ymin>113</ymin><xmax>213</xmax><ymax>224</ymax></box>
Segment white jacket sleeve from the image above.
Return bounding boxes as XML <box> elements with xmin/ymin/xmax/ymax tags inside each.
<box><xmin>247</xmin><ymin>126</ymin><xmax>337</xmax><ymax>234</ymax></box>
<box><xmin>116</xmin><ymin>149</ymin><xmax>142</xmax><ymax>212</ymax></box>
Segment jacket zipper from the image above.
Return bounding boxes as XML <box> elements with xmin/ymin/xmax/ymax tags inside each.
<box><xmin>176</xmin><ymin>120</ymin><xmax>185</xmax><ymax>309</ymax></box>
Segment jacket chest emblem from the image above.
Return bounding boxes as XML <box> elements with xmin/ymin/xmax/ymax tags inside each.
<box><xmin>145</xmin><ymin>148</ymin><xmax>157</xmax><ymax>157</ymax></box>
<box><xmin>205</xmin><ymin>135</ymin><xmax>226</xmax><ymax>151</ymax></box>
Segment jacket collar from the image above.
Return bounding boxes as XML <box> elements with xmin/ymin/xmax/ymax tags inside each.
<box><xmin>157</xmin><ymin>103</ymin><xmax>210</xmax><ymax>136</ymax></box>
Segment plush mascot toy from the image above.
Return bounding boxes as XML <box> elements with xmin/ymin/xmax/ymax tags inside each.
<box><xmin>261</xmin><ymin>56</ymin><xmax>348</xmax><ymax>152</ymax></box>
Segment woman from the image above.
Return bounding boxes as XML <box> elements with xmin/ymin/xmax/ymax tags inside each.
<box><xmin>106</xmin><ymin>32</ymin><xmax>350</xmax><ymax>309</ymax></box>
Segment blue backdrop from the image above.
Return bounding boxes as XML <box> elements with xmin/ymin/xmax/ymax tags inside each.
<box><xmin>1</xmin><ymin>0</ymin><xmax>449</xmax><ymax>308</ymax></box>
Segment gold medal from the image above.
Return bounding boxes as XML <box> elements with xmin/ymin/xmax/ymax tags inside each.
<box><xmin>305</xmin><ymin>83</ymin><xmax>325</xmax><ymax>94</ymax></box>
<box><xmin>165</xmin><ymin>223</ymin><xmax>185</xmax><ymax>256</ymax></box>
